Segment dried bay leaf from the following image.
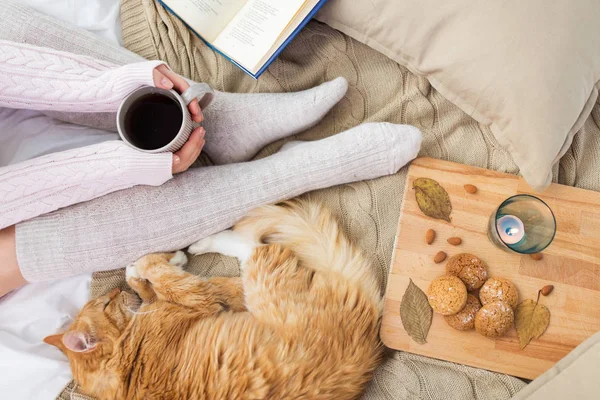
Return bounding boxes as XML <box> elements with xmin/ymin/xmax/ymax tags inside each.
<box><xmin>400</xmin><ymin>279</ymin><xmax>433</xmax><ymax>344</ymax></box>
<box><xmin>413</xmin><ymin>178</ymin><xmax>452</xmax><ymax>222</ymax></box>
<box><xmin>515</xmin><ymin>293</ymin><xmax>551</xmax><ymax>350</ymax></box>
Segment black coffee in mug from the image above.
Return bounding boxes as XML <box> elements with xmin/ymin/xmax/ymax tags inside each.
<box><xmin>118</xmin><ymin>84</ymin><xmax>214</xmax><ymax>153</ymax></box>
<box><xmin>124</xmin><ymin>93</ymin><xmax>184</xmax><ymax>150</ymax></box>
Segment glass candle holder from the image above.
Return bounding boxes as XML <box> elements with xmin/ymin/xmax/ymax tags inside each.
<box><xmin>487</xmin><ymin>194</ymin><xmax>556</xmax><ymax>254</ymax></box>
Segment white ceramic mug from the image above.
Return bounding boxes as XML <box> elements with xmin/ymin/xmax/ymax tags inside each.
<box><xmin>117</xmin><ymin>83</ymin><xmax>214</xmax><ymax>153</ymax></box>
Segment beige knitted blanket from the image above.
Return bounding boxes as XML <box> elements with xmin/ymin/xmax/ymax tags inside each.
<box><xmin>58</xmin><ymin>0</ymin><xmax>600</xmax><ymax>398</ymax></box>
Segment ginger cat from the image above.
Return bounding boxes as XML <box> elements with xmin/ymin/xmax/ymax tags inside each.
<box><xmin>44</xmin><ymin>201</ymin><xmax>383</xmax><ymax>399</ymax></box>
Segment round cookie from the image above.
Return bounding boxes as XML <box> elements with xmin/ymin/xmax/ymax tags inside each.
<box><xmin>479</xmin><ymin>277</ymin><xmax>519</xmax><ymax>309</ymax></box>
<box><xmin>445</xmin><ymin>253</ymin><xmax>488</xmax><ymax>291</ymax></box>
<box><xmin>444</xmin><ymin>294</ymin><xmax>481</xmax><ymax>331</ymax></box>
<box><xmin>474</xmin><ymin>301</ymin><xmax>514</xmax><ymax>338</ymax></box>
<box><xmin>427</xmin><ymin>275</ymin><xmax>468</xmax><ymax>315</ymax></box>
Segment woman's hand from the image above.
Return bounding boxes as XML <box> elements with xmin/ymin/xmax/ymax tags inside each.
<box><xmin>172</xmin><ymin>127</ymin><xmax>205</xmax><ymax>174</ymax></box>
<box><xmin>153</xmin><ymin>65</ymin><xmax>204</xmax><ymax>123</ymax></box>
<box><xmin>153</xmin><ymin>65</ymin><xmax>205</xmax><ymax>174</ymax></box>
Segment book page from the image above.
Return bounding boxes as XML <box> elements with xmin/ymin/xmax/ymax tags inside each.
<box><xmin>255</xmin><ymin>0</ymin><xmax>319</xmax><ymax>72</ymax></box>
<box><xmin>212</xmin><ymin>0</ymin><xmax>306</xmax><ymax>73</ymax></box>
<box><xmin>161</xmin><ymin>0</ymin><xmax>248</xmax><ymax>42</ymax></box>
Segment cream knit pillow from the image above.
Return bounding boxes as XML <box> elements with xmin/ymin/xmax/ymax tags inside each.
<box><xmin>317</xmin><ymin>0</ymin><xmax>600</xmax><ymax>190</ymax></box>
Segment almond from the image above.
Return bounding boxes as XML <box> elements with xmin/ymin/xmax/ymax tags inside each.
<box><xmin>425</xmin><ymin>229</ymin><xmax>436</xmax><ymax>245</ymax></box>
<box><xmin>447</xmin><ymin>237</ymin><xmax>462</xmax><ymax>246</ymax></box>
<box><xmin>541</xmin><ymin>285</ymin><xmax>554</xmax><ymax>296</ymax></box>
<box><xmin>464</xmin><ymin>184</ymin><xmax>478</xmax><ymax>194</ymax></box>
<box><xmin>434</xmin><ymin>251</ymin><xmax>447</xmax><ymax>264</ymax></box>
<box><xmin>530</xmin><ymin>253</ymin><xmax>543</xmax><ymax>261</ymax></box>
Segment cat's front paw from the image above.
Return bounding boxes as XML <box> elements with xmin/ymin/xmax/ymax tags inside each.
<box><xmin>126</xmin><ymin>263</ymin><xmax>140</xmax><ymax>281</ymax></box>
<box><xmin>129</xmin><ymin>252</ymin><xmax>185</xmax><ymax>283</ymax></box>
<box><xmin>169</xmin><ymin>250</ymin><xmax>188</xmax><ymax>268</ymax></box>
<box><xmin>125</xmin><ymin>263</ymin><xmax>153</xmax><ymax>300</ymax></box>
<box><xmin>126</xmin><ymin>263</ymin><xmax>146</xmax><ymax>290</ymax></box>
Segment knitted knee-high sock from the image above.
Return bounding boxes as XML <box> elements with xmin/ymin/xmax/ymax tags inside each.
<box><xmin>15</xmin><ymin>123</ymin><xmax>422</xmax><ymax>281</ymax></box>
<box><xmin>200</xmin><ymin>78</ymin><xmax>348</xmax><ymax>164</ymax></box>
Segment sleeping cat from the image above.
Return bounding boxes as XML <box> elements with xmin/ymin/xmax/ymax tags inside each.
<box><xmin>44</xmin><ymin>200</ymin><xmax>383</xmax><ymax>399</ymax></box>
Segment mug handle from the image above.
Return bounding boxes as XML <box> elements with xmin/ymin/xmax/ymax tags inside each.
<box><xmin>181</xmin><ymin>83</ymin><xmax>215</xmax><ymax>110</ymax></box>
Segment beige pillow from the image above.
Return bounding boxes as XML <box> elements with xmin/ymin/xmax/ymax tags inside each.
<box><xmin>316</xmin><ymin>0</ymin><xmax>600</xmax><ymax>190</ymax></box>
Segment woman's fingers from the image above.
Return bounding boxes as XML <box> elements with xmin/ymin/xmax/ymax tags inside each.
<box><xmin>172</xmin><ymin>127</ymin><xmax>205</xmax><ymax>174</ymax></box>
<box><xmin>156</xmin><ymin>65</ymin><xmax>204</xmax><ymax>123</ymax></box>
<box><xmin>188</xmin><ymin>100</ymin><xmax>203</xmax><ymax>123</ymax></box>
<box><xmin>156</xmin><ymin>65</ymin><xmax>186</xmax><ymax>92</ymax></box>
<box><xmin>153</xmin><ymin>66</ymin><xmax>206</xmax><ymax>174</ymax></box>
<box><xmin>153</xmin><ymin>68</ymin><xmax>174</xmax><ymax>90</ymax></box>
<box><xmin>172</xmin><ymin>129</ymin><xmax>201</xmax><ymax>174</ymax></box>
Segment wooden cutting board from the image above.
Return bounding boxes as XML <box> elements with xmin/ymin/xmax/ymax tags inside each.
<box><xmin>381</xmin><ymin>157</ymin><xmax>600</xmax><ymax>380</ymax></box>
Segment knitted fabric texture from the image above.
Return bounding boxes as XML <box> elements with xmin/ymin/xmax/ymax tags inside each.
<box><xmin>59</xmin><ymin>0</ymin><xmax>600</xmax><ymax>398</ymax></box>
<box><xmin>0</xmin><ymin>39</ymin><xmax>174</xmax><ymax>228</ymax></box>
<box><xmin>54</xmin><ymin>1</ymin><xmax>523</xmax><ymax>399</ymax></box>
<box><xmin>0</xmin><ymin>41</ymin><xmax>162</xmax><ymax>112</ymax></box>
<box><xmin>0</xmin><ymin>141</ymin><xmax>172</xmax><ymax>230</ymax></box>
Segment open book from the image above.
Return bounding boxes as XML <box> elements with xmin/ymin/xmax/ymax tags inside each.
<box><xmin>160</xmin><ymin>0</ymin><xmax>328</xmax><ymax>78</ymax></box>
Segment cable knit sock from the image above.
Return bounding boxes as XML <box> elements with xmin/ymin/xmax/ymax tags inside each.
<box><xmin>201</xmin><ymin>77</ymin><xmax>348</xmax><ymax>164</ymax></box>
<box><xmin>15</xmin><ymin>123</ymin><xmax>422</xmax><ymax>281</ymax></box>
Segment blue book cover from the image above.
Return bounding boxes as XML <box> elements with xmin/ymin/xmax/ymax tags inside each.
<box><xmin>158</xmin><ymin>0</ymin><xmax>329</xmax><ymax>79</ymax></box>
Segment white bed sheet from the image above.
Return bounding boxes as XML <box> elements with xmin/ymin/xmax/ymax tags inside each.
<box><xmin>20</xmin><ymin>0</ymin><xmax>124</xmax><ymax>46</ymax></box>
<box><xmin>0</xmin><ymin>1</ymin><xmax>122</xmax><ymax>399</ymax></box>
<box><xmin>0</xmin><ymin>275</ymin><xmax>91</xmax><ymax>399</ymax></box>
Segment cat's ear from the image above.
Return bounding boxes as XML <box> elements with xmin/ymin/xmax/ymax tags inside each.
<box><xmin>44</xmin><ymin>333</ymin><xmax>66</xmax><ymax>352</ymax></box>
<box><xmin>61</xmin><ymin>331</ymin><xmax>98</xmax><ymax>353</ymax></box>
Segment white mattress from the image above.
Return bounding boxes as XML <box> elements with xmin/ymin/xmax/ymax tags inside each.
<box><xmin>0</xmin><ymin>1</ymin><xmax>122</xmax><ymax>398</ymax></box>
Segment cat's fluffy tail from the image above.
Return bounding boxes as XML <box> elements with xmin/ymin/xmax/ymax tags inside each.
<box><xmin>233</xmin><ymin>200</ymin><xmax>382</xmax><ymax>307</ymax></box>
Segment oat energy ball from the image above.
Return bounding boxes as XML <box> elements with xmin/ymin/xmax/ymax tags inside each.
<box><xmin>475</xmin><ymin>301</ymin><xmax>515</xmax><ymax>338</ymax></box>
<box><xmin>428</xmin><ymin>275</ymin><xmax>468</xmax><ymax>315</ymax></box>
<box><xmin>445</xmin><ymin>253</ymin><xmax>488</xmax><ymax>291</ymax></box>
<box><xmin>445</xmin><ymin>294</ymin><xmax>481</xmax><ymax>331</ymax></box>
<box><xmin>479</xmin><ymin>277</ymin><xmax>519</xmax><ymax>309</ymax></box>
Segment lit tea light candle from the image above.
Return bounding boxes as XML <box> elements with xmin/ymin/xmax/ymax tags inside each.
<box><xmin>496</xmin><ymin>215</ymin><xmax>525</xmax><ymax>245</ymax></box>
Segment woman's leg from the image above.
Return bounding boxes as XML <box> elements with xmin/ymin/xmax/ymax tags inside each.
<box><xmin>15</xmin><ymin>123</ymin><xmax>421</xmax><ymax>283</ymax></box>
<box><xmin>0</xmin><ymin>226</ymin><xmax>25</xmax><ymax>297</ymax></box>
<box><xmin>199</xmin><ymin>77</ymin><xmax>348</xmax><ymax>165</ymax></box>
